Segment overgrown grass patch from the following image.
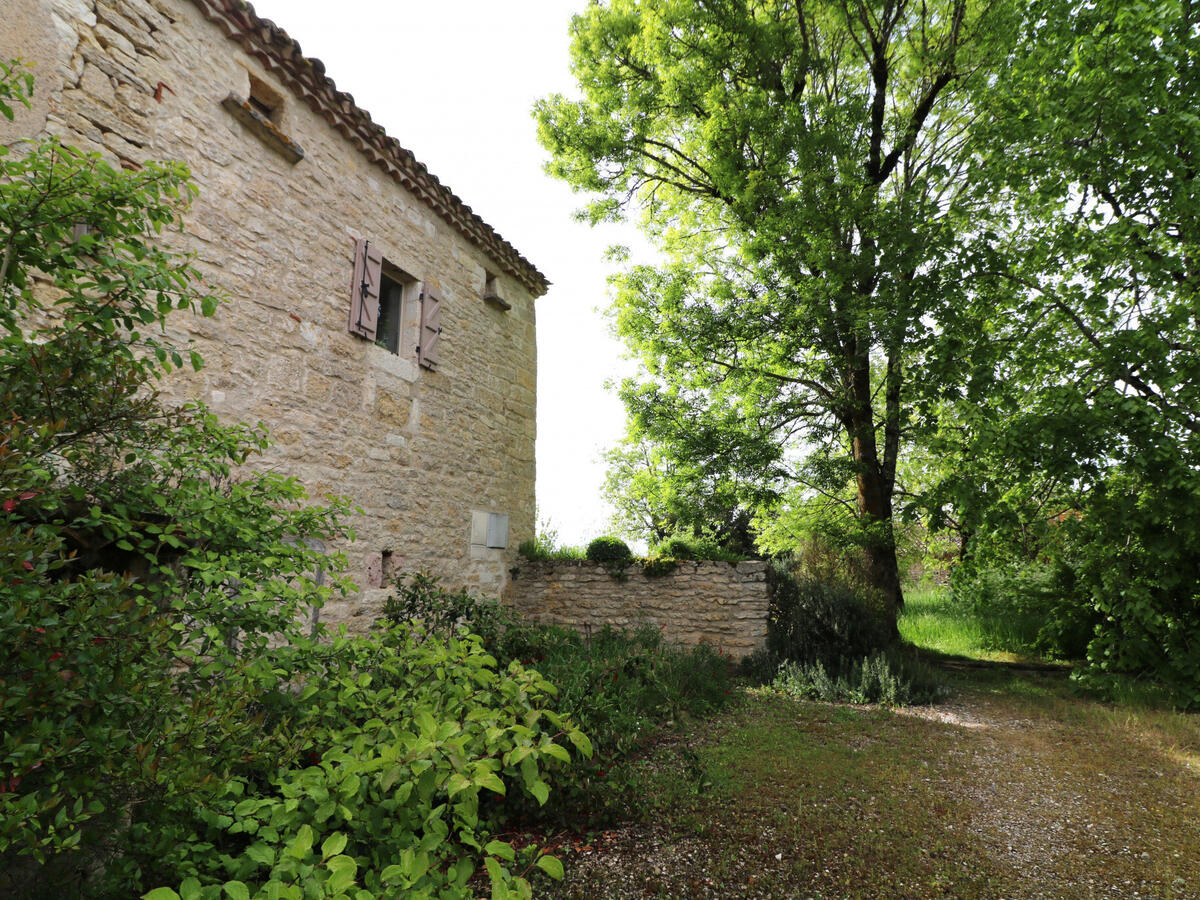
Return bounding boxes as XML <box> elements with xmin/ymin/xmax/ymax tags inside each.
<box><xmin>899</xmin><ymin>583</ymin><xmax>1042</xmax><ymax>662</ymax></box>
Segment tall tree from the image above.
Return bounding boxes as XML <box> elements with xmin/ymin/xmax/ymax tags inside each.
<box><xmin>538</xmin><ymin>0</ymin><xmax>1013</xmax><ymax>630</ymax></box>
<box><xmin>924</xmin><ymin>0</ymin><xmax>1200</xmax><ymax>701</ymax></box>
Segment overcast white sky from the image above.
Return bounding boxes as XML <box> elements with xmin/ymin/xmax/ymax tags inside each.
<box><xmin>246</xmin><ymin>0</ymin><xmax>647</xmax><ymax>546</ymax></box>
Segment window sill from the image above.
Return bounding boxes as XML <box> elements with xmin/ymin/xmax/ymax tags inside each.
<box><xmin>221</xmin><ymin>92</ymin><xmax>304</xmax><ymax>164</ymax></box>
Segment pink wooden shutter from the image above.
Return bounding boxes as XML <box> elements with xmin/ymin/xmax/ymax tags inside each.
<box><xmin>418</xmin><ymin>280</ymin><xmax>442</xmax><ymax>370</ymax></box>
<box><xmin>348</xmin><ymin>238</ymin><xmax>382</xmax><ymax>341</ymax></box>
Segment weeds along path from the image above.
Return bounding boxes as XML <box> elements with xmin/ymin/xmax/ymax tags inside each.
<box><xmin>545</xmin><ymin>674</ymin><xmax>1200</xmax><ymax>899</ymax></box>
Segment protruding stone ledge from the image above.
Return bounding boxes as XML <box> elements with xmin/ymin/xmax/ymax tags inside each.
<box><xmin>222</xmin><ymin>91</ymin><xmax>304</xmax><ymax>163</ymax></box>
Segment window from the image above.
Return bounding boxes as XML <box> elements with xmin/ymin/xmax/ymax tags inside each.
<box><xmin>376</xmin><ymin>265</ymin><xmax>411</xmax><ymax>355</ymax></box>
<box><xmin>348</xmin><ymin>238</ymin><xmax>441</xmax><ymax>370</ymax></box>
<box><xmin>221</xmin><ymin>72</ymin><xmax>303</xmax><ymax>164</ymax></box>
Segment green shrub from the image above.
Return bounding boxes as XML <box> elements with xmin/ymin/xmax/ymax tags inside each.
<box><xmin>652</xmin><ymin>535</ymin><xmax>747</xmax><ymax>562</ymax></box>
<box><xmin>381</xmin><ymin>571</ymin><xmax>516</xmax><ymax>646</ymax></box>
<box><xmin>142</xmin><ymin>625</ymin><xmax>587</xmax><ymax>900</ymax></box>
<box><xmin>1061</xmin><ymin>470</ymin><xmax>1200</xmax><ymax>708</ymax></box>
<box><xmin>765</xmin><ymin>562</ymin><xmax>895</xmax><ymax>670</ymax></box>
<box><xmin>662</xmin><ymin>537</ymin><xmax>696</xmax><ymax>560</ymax></box>
<box><xmin>585</xmin><ymin>535</ymin><xmax>633</xmax><ymax>564</ymax></box>
<box><xmin>0</xmin><ymin>71</ymin><xmax>362</xmax><ymax>898</ymax></box>
<box><xmin>493</xmin><ymin>623</ymin><xmax>736</xmax><ymax>824</ymax></box>
<box><xmin>772</xmin><ymin>651</ymin><xmax>945</xmax><ymax>706</ymax></box>
<box><xmin>950</xmin><ymin>561</ymin><xmax>1092</xmax><ymax>659</ymax></box>
<box><xmin>641</xmin><ymin>556</ymin><xmax>679</xmax><ymax>577</ymax></box>
<box><xmin>0</xmin><ymin>67</ymin><xmax>582</xmax><ymax>899</ymax></box>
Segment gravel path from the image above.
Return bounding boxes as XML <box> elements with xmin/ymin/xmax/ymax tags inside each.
<box><xmin>899</xmin><ymin>689</ymin><xmax>1200</xmax><ymax>899</ymax></box>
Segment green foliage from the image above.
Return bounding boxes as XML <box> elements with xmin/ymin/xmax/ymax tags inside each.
<box><xmin>492</xmin><ymin>623</ymin><xmax>736</xmax><ymax>824</ymax></box>
<box><xmin>764</xmin><ymin>563</ymin><xmax>895</xmax><ymax>672</ymax></box>
<box><xmin>0</xmin><ymin>68</ymin><xmax>361</xmax><ymax>897</ymax></box>
<box><xmin>0</xmin><ymin>59</ymin><xmax>33</xmax><ymax>122</ymax></box>
<box><xmin>651</xmin><ymin>535</ymin><xmax>746</xmax><ymax>564</ymax></box>
<box><xmin>146</xmin><ymin>625</ymin><xmax>587</xmax><ymax>900</ymax></box>
<box><xmin>601</xmin><ymin>432</ymin><xmax>760</xmax><ymax>554</ymax></box>
<box><xmin>771</xmin><ymin>652</ymin><xmax>944</xmax><ymax>707</ymax></box>
<box><xmin>950</xmin><ymin>562</ymin><xmax>1092</xmax><ymax>661</ymax></box>
<box><xmin>0</xmin><ymin>66</ymin><xmax>581</xmax><ymax>899</ymax></box>
<box><xmin>381</xmin><ymin>571</ymin><xmax>516</xmax><ymax>646</ymax></box>
<box><xmin>640</xmin><ymin>557</ymin><xmax>679</xmax><ymax>578</ymax></box>
<box><xmin>584</xmin><ymin>536</ymin><xmax>632</xmax><ymax>565</ymax></box>
<box><xmin>911</xmin><ymin>0</ymin><xmax>1200</xmax><ymax>704</ymax></box>
<box><xmin>1056</xmin><ymin>471</ymin><xmax>1200</xmax><ymax>708</ymax></box>
<box><xmin>539</xmin><ymin>0</ymin><xmax>1020</xmax><ymax>625</ymax></box>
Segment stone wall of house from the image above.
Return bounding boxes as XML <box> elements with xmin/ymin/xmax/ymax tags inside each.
<box><xmin>504</xmin><ymin>560</ymin><xmax>770</xmax><ymax>660</ymax></box>
<box><xmin>1</xmin><ymin>0</ymin><xmax>540</xmax><ymax>630</ymax></box>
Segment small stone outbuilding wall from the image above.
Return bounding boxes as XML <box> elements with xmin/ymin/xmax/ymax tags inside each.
<box><xmin>504</xmin><ymin>560</ymin><xmax>770</xmax><ymax>659</ymax></box>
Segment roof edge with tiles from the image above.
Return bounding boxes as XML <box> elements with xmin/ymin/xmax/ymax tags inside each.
<box><xmin>187</xmin><ymin>0</ymin><xmax>550</xmax><ymax>297</ymax></box>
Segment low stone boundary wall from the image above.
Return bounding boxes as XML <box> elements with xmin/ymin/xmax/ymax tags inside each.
<box><xmin>503</xmin><ymin>559</ymin><xmax>769</xmax><ymax>659</ymax></box>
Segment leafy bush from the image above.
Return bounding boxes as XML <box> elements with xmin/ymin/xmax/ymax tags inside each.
<box><xmin>1060</xmin><ymin>470</ymin><xmax>1200</xmax><ymax>708</ymax></box>
<box><xmin>950</xmin><ymin>561</ymin><xmax>1093</xmax><ymax>660</ymax></box>
<box><xmin>772</xmin><ymin>651</ymin><xmax>945</xmax><ymax>706</ymax></box>
<box><xmin>652</xmin><ymin>535</ymin><xmax>747</xmax><ymax>562</ymax></box>
<box><xmin>641</xmin><ymin>556</ymin><xmax>679</xmax><ymax>577</ymax></box>
<box><xmin>381</xmin><ymin>571</ymin><xmax>516</xmax><ymax>646</ymax></box>
<box><xmin>585</xmin><ymin>535</ymin><xmax>633</xmax><ymax>564</ymax></box>
<box><xmin>0</xmin><ymin>67</ymin><xmax>584</xmax><ymax>899</ymax></box>
<box><xmin>0</xmin><ymin>72</ymin><xmax>360</xmax><ymax>896</ymax></box>
<box><xmin>765</xmin><ymin>562</ymin><xmax>895</xmax><ymax>670</ymax></box>
<box><xmin>143</xmin><ymin>625</ymin><xmax>588</xmax><ymax>900</ymax></box>
<box><xmin>493</xmin><ymin>622</ymin><xmax>736</xmax><ymax>823</ymax></box>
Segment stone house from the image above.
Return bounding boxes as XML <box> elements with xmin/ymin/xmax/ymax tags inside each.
<box><xmin>2</xmin><ymin>0</ymin><xmax>548</xmax><ymax>628</ymax></box>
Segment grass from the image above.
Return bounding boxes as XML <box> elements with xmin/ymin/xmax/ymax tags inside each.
<box><xmin>898</xmin><ymin>583</ymin><xmax>1045</xmax><ymax>662</ymax></box>
<box><xmin>516</xmin><ymin>539</ymin><xmax>588</xmax><ymax>561</ymax></box>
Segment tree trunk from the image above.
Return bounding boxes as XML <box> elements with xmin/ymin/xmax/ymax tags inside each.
<box><xmin>848</xmin><ymin>363</ymin><xmax>905</xmax><ymax>639</ymax></box>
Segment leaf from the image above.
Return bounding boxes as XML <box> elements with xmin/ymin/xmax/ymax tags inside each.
<box><xmin>325</xmin><ymin>854</ymin><xmax>357</xmax><ymax>894</ymax></box>
<box><xmin>379</xmin><ymin>863</ymin><xmax>407</xmax><ymax>884</ymax></box>
<box><xmin>484</xmin><ymin>856</ymin><xmax>508</xmax><ymax>900</ymax></box>
<box><xmin>321</xmin><ymin>832</ymin><xmax>347</xmax><ymax>859</ymax></box>
<box><xmin>284</xmin><ymin>824</ymin><xmax>314</xmax><ymax>859</ymax></box>
<box><xmin>142</xmin><ymin>890</ymin><xmax>181</xmax><ymax>900</ymax></box>
<box><xmin>446</xmin><ymin>773</ymin><xmax>472</xmax><ymax>797</ymax></box>
<box><xmin>245</xmin><ymin>842</ymin><xmax>275</xmax><ymax>867</ymax></box>
<box><xmin>477</xmin><ymin>772</ymin><xmax>506</xmax><ymax>794</ymax></box>
<box><xmin>529</xmin><ymin>780</ymin><xmax>549</xmax><ymax>806</ymax></box>
<box><xmin>535</xmin><ymin>855</ymin><xmax>564</xmax><ymax>880</ymax></box>
<box><xmin>567</xmin><ymin>730</ymin><xmax>593</xmax><ymax>759</ymax></box>
<box><xmin>484</xmin><ymin>840</ymin><xmax>515</xmax><ymax>861</ymax></box>
<box><xmin>222</xmin><ymin>883</ymin><xmax>250</xmax><ymax>900</ymax></box>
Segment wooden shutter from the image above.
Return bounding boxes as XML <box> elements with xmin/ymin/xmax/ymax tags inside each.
<box><xmin>418</xmin><ymin>279</ymin><xmax>442</xmax><ymax>370</ymax></box>
<box><xmin>348</xmin><ymin>238</ymin><xmax>382</xmax><ymax>341</ymax></box>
